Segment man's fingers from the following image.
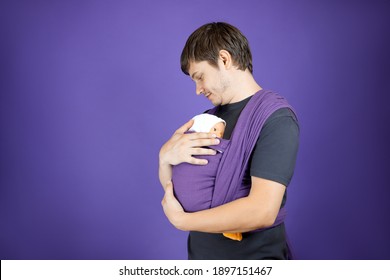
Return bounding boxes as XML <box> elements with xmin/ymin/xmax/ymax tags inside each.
<box><xmin>190</xmin><ymin>138</ymin><xmax>220</xmax><ymax>147</ymax></box>
<box><xmin>191</xmin><ymin>147</ymin><xmax>217</xmax><ymax>156</ymax></box>
<box><xmin>187</xmin><ymin>132</ymin><xmax>217</xmax><ymax>140</ymax></box>
<box><xmin>188</xmin><ymin>157</ymin><xmax>209</xmax><ymax>165</ymax></box>
<box><xmin>175</xmin><ymin>119</ymin><xmax>194</xmax><ymax>134</ymax></box>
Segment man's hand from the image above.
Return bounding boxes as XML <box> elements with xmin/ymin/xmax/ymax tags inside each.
<box><xmin>161</xmin><ymin>181</ymin><xmax>188</xmax><ymax>230</ymax></box>
<box><xmin>159</xmin><ymin>119</ymin><xmax>220</xmax><ymax>166</ymax></box>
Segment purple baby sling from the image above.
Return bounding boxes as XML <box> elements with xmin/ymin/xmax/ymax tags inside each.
<box><xmin>172</xmin><ymin>90</ymin><xmax>295</xmax><ymax>230</ymax></box>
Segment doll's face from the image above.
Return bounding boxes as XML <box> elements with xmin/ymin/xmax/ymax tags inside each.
<box><xmin>210</xmin><ymin>122</ymin><xmax>225</xmax><ymax>138</ymax></box>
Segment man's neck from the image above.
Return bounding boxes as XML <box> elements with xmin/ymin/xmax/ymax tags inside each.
<box><xmin>228</xmin><ymin>70</ymin><xmax>262</xmax><ymax>104</ymax></box>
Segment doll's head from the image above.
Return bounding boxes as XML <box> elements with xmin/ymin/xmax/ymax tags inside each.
<box><xmin>189</xmin><ymin>113</ymin><xmax>226</xmax><ymax>138</ymax></box>
<box><xmin>209</xmin><ymin>121</ymin><xmax>225</xmax><ymax>138</ymax></box>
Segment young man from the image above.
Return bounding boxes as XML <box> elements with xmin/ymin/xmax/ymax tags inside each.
<box><xmin>159</xmin><ymin>22</ymin><xmax>299</xmax><ymax>259</ymax></box>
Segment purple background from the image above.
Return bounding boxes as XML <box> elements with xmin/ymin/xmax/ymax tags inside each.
<box><xmin>1</xmin><ymin>0</ymin><xmax>389</xmax><ymax>260</ymax></box>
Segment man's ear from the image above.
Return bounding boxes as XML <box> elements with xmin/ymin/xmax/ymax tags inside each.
<box><xmin>219</xmin><ymin>50</ymin><xmax>233</xmax><ymax>70</ymax></box>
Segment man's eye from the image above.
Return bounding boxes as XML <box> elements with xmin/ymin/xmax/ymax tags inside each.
<box><xmin>213</xmin><ymin>128</ymin><xmax>217</xmax><ymax>131</ymax></box>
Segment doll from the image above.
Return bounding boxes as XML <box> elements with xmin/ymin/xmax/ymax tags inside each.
<box><xmin>175</xmin><ymin>113</ymin><xmax>242</xmax><ymax>241</ymax></box>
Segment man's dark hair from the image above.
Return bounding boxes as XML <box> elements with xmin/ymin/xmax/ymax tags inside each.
<box><xmin>180</xmin><ymin>22</ymin><xmax>253</xmax><ymax>75</ymax></box>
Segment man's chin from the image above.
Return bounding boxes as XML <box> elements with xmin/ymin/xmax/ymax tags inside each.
<box><xmin>209</xmin><ymin>98</ymin><xmax>221</xmax><ymax>106</ymax></box>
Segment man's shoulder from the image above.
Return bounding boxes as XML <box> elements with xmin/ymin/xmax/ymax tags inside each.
<box><xmin>268</xmin><ymin>107</ymin><xmax>297</xmax><ymax>119</ymax></box>
<box><xmin>264</xmin><ymin>107</ymin><xmax>299</xmax><ymax>128</ymax></box>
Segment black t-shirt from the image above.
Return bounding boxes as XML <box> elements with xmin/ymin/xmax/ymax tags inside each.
<box><xmin>188</xmin><ymin>94</ymin><xmax>300</xmax><ymax>260</ymax></box>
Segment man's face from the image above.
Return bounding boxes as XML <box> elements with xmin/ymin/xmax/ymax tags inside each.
<box><xmin>188</xmin><ymin>60</ymin><xmax>231</xmax><ymax>106</ymax></box>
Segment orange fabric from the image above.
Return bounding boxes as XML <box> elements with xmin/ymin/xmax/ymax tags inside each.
<box><xmin>223</xmin><ymin>232</ymin><xmax>242</xmax><ymax>241</ymax></box>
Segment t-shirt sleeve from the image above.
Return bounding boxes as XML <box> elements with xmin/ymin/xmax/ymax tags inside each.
<box><xmin>249</xmin><ymin>108</ymin><xmax>300</xmax><ymax>187</ymax></box>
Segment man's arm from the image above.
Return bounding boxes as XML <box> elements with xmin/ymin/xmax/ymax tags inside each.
<box><xmin>161</xmin><ymin>108</ymin><xmax>299</xmax><ymax>232</ymax></box>
<box><xmin>158</xmin><ymin>119</ymin><xmax>219</xmax><ymax>190</ymax></box>
<box><xmin>162</xmin><ymin>176</ymin><xmax>285</xmax><ymax>233</ymax></box>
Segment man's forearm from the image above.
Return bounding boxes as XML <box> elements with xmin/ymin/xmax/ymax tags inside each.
<box><xmin>177</xmin><ymin>196</ymin><xmax>275</xmax><ymax>233</ymax></box>
<box><xmin>159</xmin><ymin>160</ymin><xmax>172</xmax><ymax>191</ymax></box>
<box><xmin>173</xmin><ymin>177</ymin><xmax>285</xmax><ymax>233</ymax></box>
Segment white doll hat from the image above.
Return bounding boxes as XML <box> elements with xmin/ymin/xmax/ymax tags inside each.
<box><xmin>189</xmin><ymin>113</ymin><xmax>226</xmax><ymax>133</ymax></box>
